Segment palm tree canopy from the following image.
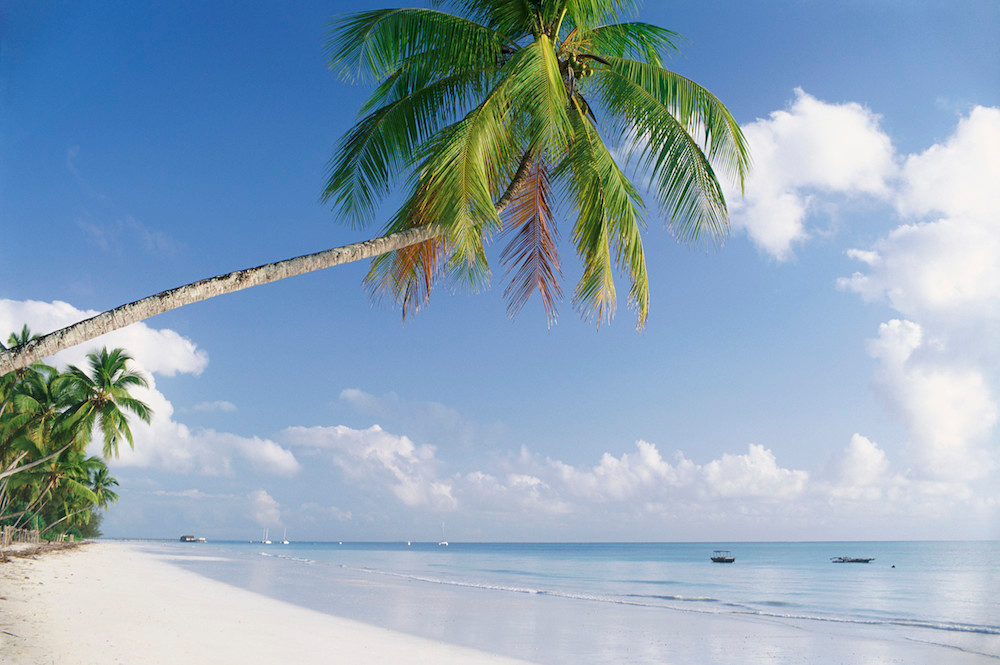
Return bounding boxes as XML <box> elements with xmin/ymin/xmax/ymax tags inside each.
<box><xmin>323</xmin><ymin>0</ymin><xmax>750</xmax><ymax>327</ymax></box>
<box><xmin>62</xmin><ymin>348</ymin><xmax>152</xmax><ymax>458</ymax></box>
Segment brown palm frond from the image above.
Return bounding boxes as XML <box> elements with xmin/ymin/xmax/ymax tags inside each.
<box><xmin>500</xmin><ymin>157</ymin><xmax>562</xmax><ymax>325</ymax></box>
<box><xmin>364</xmin><ymin>179</ymin><xmax>450</xmax><ymax>319</ymax></box>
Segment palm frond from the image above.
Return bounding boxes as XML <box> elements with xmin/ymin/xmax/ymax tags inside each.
<box><xmin>500</xmin><ymin>156</ymin><xmax>562</xmax><ymax>323</ymax></box>
<box><xmin>324</xmin><ymin>70</ymin><xmax>496</xmax><ymax>226</ymax></box>
<box><xmin>575</xmin><ymin>22</ymin><xmax>682</xmax><ymax>65</ymax></box>
<box><xmin>326</xmin><ymin>8</ymin><xmax>504</xmax><ymax>84</ymax></box>
<box><xmin>508</xmin><ymin>35</ymin><xmax>573</xmax><ymax>155</ymax></box>
<box><xmin>557</xmin><ymin>101</ymin><xmax>649</xmax><ymax>326</ymax></box>
<box><xmin>597</xmin><ymin>57</ymin><xmax>749</xmax><ymax>245</ymax></box>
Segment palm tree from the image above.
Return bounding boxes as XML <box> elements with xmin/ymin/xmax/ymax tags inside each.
<box><xmin>61</xmin><ymin>348</ymin><xmax>152</xmax><ymax>458</ymax></box>
<box><xmin>0</xmin><ymin>0</ymin><xmax>748</xmax><ymax>373</ymax></box>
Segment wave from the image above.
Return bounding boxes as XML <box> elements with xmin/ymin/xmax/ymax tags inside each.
<box><xmin>253</xmin><ymin>554</ymin><xmax>1000</xmax><ymax>639</ymax></box>
<box><xmin>353</xmin><ymin>564</ymin><xmax>1000</xmax><ymax>637</ymax></box>
<box><xmin>258</xmin><ymin>551</ymin><xmax>315</xmax><ymax>565</ymax></box>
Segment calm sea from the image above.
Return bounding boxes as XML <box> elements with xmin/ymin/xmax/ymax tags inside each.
<box><xmin>141</xmin><ymin>540</ymin><xmax>999</xmax><ymax>664</ymax></box>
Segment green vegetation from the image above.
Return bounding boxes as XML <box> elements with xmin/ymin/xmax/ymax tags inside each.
<box><xmin>323</xmin><ymin>0</ymin><xmax>751</xmax><ymax>326</ymax></box>
<box><xmin>1</xmin><ymin>0</ymin><xmax>750</xmax><ymax>374</ymax></box>
<box><xmin>0</xmin><ymin>327</ymin><xmax>151</xmax><ymax>541</ymax></box>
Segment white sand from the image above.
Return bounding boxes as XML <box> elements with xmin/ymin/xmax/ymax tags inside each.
<box><xmin>0</xmin><ymin>542</ymin><xmax>537</xmax><ymax>664</ymax></box>
<box><xmin>1</xmin><ymin>542</ymin><xmax>994</xmax><ymax>664</ymax></box>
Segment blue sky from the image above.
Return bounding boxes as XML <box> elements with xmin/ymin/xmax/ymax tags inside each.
<box><xmin>2</xmin><ymin>0</ymin><xmax>998</xmax><ymax>541</ymax></box>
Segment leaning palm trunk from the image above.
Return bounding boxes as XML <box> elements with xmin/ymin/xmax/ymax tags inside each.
<box><xmin>0</xmin><ymin>156</ymin><xmax>535</xmax><ymax>376</ymax></box>
<box><xmin>0</xmin><ymin>225</ymin><xmax>442</xmax><ymax>374</ymax></box>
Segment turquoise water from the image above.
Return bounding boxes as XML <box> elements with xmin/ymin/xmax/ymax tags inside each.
<box><xmin>146</xmin><ymin>540</ymin><xmax>999</xmax><ymax>663</ymax></box>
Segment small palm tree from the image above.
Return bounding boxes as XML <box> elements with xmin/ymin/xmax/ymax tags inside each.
<box><xmin>61</xmin><ymin>348</ymin><xmax>152</xmax><ymax>458</ymax></box>
<box><xmin>89</xmin><ymin>463</ymin><xmax>120</xmax><ymax>509</ymax></box>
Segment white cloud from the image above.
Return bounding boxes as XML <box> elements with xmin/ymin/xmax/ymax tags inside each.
<box><xmin>548</xmin><ymin>440</ymin><xmax>696</xmax><ymax>502</ymax></box>
<box><xmin>249</xmin><ymin>489</ymin><xmax>282</xmax><ymax>526</ymax></box>
<box><xmin>839</xmin><ymin>106</ymin><xmax>1000</xmax><ymax>325</ymax></box>
<box><xmin>282</xmin><ymin>424</ymin><xmax>456</xmax><ymax>509</ymax></box>
<box><xmin>728</xmin><ymin>88</ymin><xmax>896</xmax><ymax>260</ymax></box>
<box><xmin>896</xmin><ymin>106</ymin><xmax>1000</xmax><ymax>221</ymax></box>
<box><xmin>0</xmin><ymin>298</ymin><xmax>209</xmax><ymax>376</ymax></box>
<box><xmin>702</xmin><ymin>444</ymin><xmax>808</xmax><ymax>500</ymax></box>
<box><xmin>835</xmin><ymin>106</ymin><xmax>1000</xmax><ymax>489</ymax></box>
<box><xmin>826</xmin><ymin>434</ymin><xmax>892</xmax><ymax>501</ymax></box>
<box><xmin>1</xmin><ymin>299</ymin><xmax>301</xmax><ymax>478</ymax></box>
<box><xmin>113</xmin><ymin>383</ymin><xmax>301</xmax><ymax>477</ymax></box>
<box><xmin>866</xmin><ymin>320</ymin><xmax>997</xmax><ymax>481</ymax></box>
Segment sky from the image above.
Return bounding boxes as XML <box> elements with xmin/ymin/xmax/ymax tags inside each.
<box><xmin>2</xmin><ymin>0</ymin><xmax>998</xmax><ymax>542</ymax></box>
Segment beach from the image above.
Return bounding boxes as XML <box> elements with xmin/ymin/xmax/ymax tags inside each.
<box><xmin>0</xmin><ymin>542</ymin><xmax>534</xmax><ymax>665</ymax></box>
<box><xmin>0</xmin><ymin>541</ymin><xmax>995</xmax><ymax>664</ymax></box>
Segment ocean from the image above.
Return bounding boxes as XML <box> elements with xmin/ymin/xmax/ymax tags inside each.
<box><xmin>141</xmin><ymin>540</ymin><xmax>999</xmax><ymax>664</ymax></box>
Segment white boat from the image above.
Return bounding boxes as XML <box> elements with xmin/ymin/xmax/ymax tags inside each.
<box><xmin>261</xmin><ymin>528</ymin><xmax>271</xmax><ymax>545</ymax></box>
<box><xmin>281</xmin><ymin>529</ymin><xmax>289</xmax><ymax>545</ymax></box>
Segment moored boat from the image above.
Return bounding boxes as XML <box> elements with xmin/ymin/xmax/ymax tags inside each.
<box><xmin>711</xmin><ymin>549</ymin><xmax>735</xmax><ymax>563</ymax></box>
<box><xmin>831</xmin><ymin>556</ymin><xmax>875</xmax><ymax>563</ymax></box>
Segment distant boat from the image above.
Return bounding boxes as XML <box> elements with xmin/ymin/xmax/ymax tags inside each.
<box><xmin>831</xmin><ymin>556</ymin><xmax>875</xmax><ymax>563</ymax></box>
<box><xmin>438</xmin><ymin>521</ymin><xmax>448</xmax><ymax>546</ymax></box>
<box><xmin>261</xmin><ymin>528</ymin><xmax>271</xmax><ymax>545</ymax></box>
<box><xmin>711</xmin><ymin>550</ymin><xmax>735</xmax><ymax>563</ymax></box>
<box><xmin>179</xmin><ymin>535</ymin><xmax>206</xmax><ymax>543</ymax></box>
<box><xmin>281</xmin><ymin>529</ymin><xmax>289</xmax><ymax>545</ymax></box>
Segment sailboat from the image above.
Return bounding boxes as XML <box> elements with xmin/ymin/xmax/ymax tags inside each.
<box><xmin>281</xmin><ymin>529</ymin><xmax>290</xmax><ymax>545</ymax></box>
<box><xmin>261</xmin><ymin>528</ymin><xmax>271</xmax><ymax>545</ymax></box>
<box><xmin>438</xmin><ymin>521</ymin><xmax>448</xmax><ymax>546</ymax></box>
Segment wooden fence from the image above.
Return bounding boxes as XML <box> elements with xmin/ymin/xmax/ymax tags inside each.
<box><xmin>1</xmin><ymin>525</ymin><xmax>41</xmax><ymax>548</ymax></box>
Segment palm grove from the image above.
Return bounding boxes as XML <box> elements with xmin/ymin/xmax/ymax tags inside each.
<box><xmin>0</xmin><ymin>327</ymin><xmax>151</xmax><ymax>542</ymax></box>
<box><xmin>0</xmin><ymin>0</ymin><xmax>748</xmax><ymax>533</ymax></box>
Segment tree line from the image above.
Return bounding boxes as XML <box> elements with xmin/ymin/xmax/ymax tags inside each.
<box><xmin>0</xmin><ymin>326</ymin><xmax>151</xmax><ymax>541</ymax></box>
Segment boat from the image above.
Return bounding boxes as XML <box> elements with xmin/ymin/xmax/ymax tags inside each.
<box><xmin>711</xmin><ymin>550</ymin><xmax>735</xmax><ymax>563</ymax></box>
<box><xmin>260</xmin><ymin>528</ymin><xmax>271</xmax><ymax>545</ymax></box>
<box><xmin>280</xmin><ymin>528</ymin><xmax>289</xmax><ymax>545</ymax></box>
<box><xmin>831</xmin><ymin>556</ymin><xmax>875</xmax><ymax>563</ymax></box>
<box><xmin>179</xmin><ymin>535</ymin><xmax>206</xmax><ymax>543</ymax></box>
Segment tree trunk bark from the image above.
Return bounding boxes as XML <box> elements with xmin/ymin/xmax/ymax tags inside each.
<box><xmin>0</xmin><ymin>225</ymin><xmax>442</xmax><ymax>374</ymax></box>
<box><xmin>0</xmin><ymin>149</ymin><xmax>536</xmax><ymax>376</ymax></box>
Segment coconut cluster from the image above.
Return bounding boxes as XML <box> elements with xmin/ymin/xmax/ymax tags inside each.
<box><xmin>565</xmin><ymin>53</ymin><xmax>593</xmax><ymax>79</ymax></box>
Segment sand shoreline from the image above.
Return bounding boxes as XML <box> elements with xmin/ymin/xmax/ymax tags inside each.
<box><xmin>0</xmin><ymin>541</ymin><xmax>536</xmax><ymax>664</ymax></box>
<box><xmin>1</xmin><ymin>541</ymin><xmax>995</xmax><ymax>664</ymax></box>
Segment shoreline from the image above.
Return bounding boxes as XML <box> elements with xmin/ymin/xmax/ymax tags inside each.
<box><xmin>0</xmin><ymin>541</ymin><xmax>537</xmax><ymax>664</ymax></box>
<box><xmin>1</xmin><ymin>540</ymin><xmax>996</xmax><ymax>664</ymax></box>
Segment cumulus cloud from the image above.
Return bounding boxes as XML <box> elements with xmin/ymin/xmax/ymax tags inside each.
<box><xmin>866</xmin><ymin>320</ymin><xmax>997</xmax><ymax>481</ymax></box>
<box><xmin>727</xmin><ymin>88</ymin><xmax>896</xmax><ymax>260</ymax></box>
<box><xmin>114</xmin><ymin>384</ymin><xmax>301</xmax><ymax>476</ymax></box>
<box><xmin>250</xmin><ymin>489</ymin><xmax>282</xmax><ymax>526</ymax></box>
<box><xmin>282</xmin><ymin>424</ymin><xmax>456</xmax><ymax>509</ymax></box>
<box><xmin>702</xmin><ymin>444</ymin><xmax>809</xmax><ymax>500</ymax></box>
<box><xmin>1</xmin><ymin>299</ymin><xmax>301</xmax><ymax>478</ymax></box>
<box><xmin>833</xmin><ymin>106</ymin><xmax>1000</xmax><ymax>490</ymax></box>
<box><xmin>839</xmin><ymin>106</ymin><xmax>1000</xmax><ymax>326</ymax></box>
<box><xmin>0</xmin><ymin>298</ymin><xmax>208</xmax><ymax>376</ymax></box>
<box><xmin>826</xmin><ymin>434</ymin><xmax>892</xmax><ymax>501</ymax></box>
<box><xmin>548</xmin><ymin>440</ymin><xmax>696</xmax><ymax>502</ymax></box>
